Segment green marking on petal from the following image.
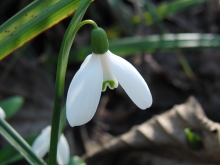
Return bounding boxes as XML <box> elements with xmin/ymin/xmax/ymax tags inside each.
<box><xmin>102</xmin><ymin>80</ymin><xmax>115</xmax><ymax>91</ymax></box>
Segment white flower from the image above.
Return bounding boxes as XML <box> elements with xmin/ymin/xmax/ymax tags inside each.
<box><xmin>0</xmin><ymin>107</ymin><xmax>6</xmax><ymax>119</ymax></box>
<box><xmin>66</xmin><ymin>50</ymin><xmax>152</xmax><ymax>127</ymax></box>
<box><xmin>32</xmin><ymin>126</ymin><xmax>70</xmax><ymax>165</ymax></box>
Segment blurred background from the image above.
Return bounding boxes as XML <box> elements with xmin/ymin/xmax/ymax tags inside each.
<box><xmin>1</xmin><ymin>0</ymin><xmax>220</xmax><ymax>164</ymax></box>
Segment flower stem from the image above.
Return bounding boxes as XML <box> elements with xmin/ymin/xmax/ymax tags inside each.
<box><xmin>0</xmin><ymin>119</ymin><xmax>45</xmax><ymax>165</ymax></box>
<box><xmin>48</xmin><ymin>0</ymin><xmax>96</xmax><ymax>165</ymax></box>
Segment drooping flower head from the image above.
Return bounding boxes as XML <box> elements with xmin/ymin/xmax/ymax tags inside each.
<box><xmin>0</xmin><ymin>107</ymin><xmax>6</xmax><ymax>119</ymax></box>
<box><xmin>66</xmin><ymin>27</ymin><xmax>152</xmax><ymax>127</ymax></box>
<box><xmin>32</xmin><ymin>126</ymin><xmax>70</xmax><ymax>165</ymax></box>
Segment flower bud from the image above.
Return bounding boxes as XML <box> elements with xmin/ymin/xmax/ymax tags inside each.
<box><xmin>91</xmin><ymin>27</ymin><xmax>109</xmax><ymax>54</ymax></box>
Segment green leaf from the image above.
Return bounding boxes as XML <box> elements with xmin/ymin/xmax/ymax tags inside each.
<box><xmin>69</xmin><ymin>156</ymin><xmax>86</xmax><ymax>165</ymax></box>
<box><xmin>0</xmin><ymin>96</ymin><xmax>24</xmax><ymax>120</ymax></box>
<box><xmin>0</xmin><ymin>134</ymin><xmax>38</xmax><ymax>165</ymax></box>
<box><xmin>0</xmin><ymin>119</ymin><xmax>45</xmax><ymax>165</ymax></box>
<box><xmin>133</xmin><ymin>0</ymin><xmax>214</xmax><ymax>25</ymax></box>
<box><xmin>0</xmin><ymin>0</ymin><xmax>93</xmax><ymax>60</ymax></box>
<box><xmin>185</xmin><ymin>128</ymin><xmax>203</xmax><ymax>150</ymax></box>
<box><xmin>67</xmin><ymin>33</ymin><xmax>220</xmax><ymax>62</ymax></box>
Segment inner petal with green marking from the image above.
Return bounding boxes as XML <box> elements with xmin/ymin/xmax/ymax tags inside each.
<box><xmin>99</xmin><ymin>53</ymin><xmax>118</xmax><ymax>91</ymax></box>
<box><xmin>102</xmin><ymin>80</ymin><xmax>116</xmax><ymax>91</ymax></box>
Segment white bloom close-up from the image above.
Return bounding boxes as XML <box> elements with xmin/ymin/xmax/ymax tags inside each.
<box><xmin>66</xmin><ymin>50</ymin><xmax>152</xmax><ymax>127</ymax></box>
<box><xmin>32</xmin><ymin>126</ymin><xmax>70</xmax><ymax>165</ymax></box>
<box><xmin>0</xmin><ymin>107</ymin><xmax>6</xmax><ymax>119</ymax></box>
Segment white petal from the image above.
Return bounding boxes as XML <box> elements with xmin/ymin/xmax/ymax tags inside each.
<box><xmin>32</xmin><ymin>126</ymin><xmax>51</xmax><ymax>158</ymax></box>
<box><xmin>80</xmin><ymin>54</ymin><xmax>92</xmax><ymax>69</ymax></box>
<box><xmin>57</xmin><ymin>134</ymin><xmax>70</xmax><ymax>165</ymax></box>
<box><xmin>0</xmin><ymin>107</ymin><xmax>6</xmax><ymax>119</ymax></box>
<box><xmin>99</xmin><ymin>54</ymin><xmax>118</xmax><ymax>91</ymax></box>
<box><xmin>106</xmin><ymin>51</ymin><xmax>152</xmax><ymax>109</ymax></box>
<box><xmin>66</xmin><ymin>54</ymin><xmax>103</xmax><ymax>127</ymax></box>
<box><xmin>41</xmin><ymin>125</ymin><xmax>51</xmax><ymax>133</ymax></box>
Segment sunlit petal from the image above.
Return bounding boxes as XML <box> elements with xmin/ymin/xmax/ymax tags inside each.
<box><xmin>0</xmin><ymin>107</ymin><xmax>6</xmax><ymax>119</ymax></box>
<box><xmin>32</xmin><ymin>126</ymin><xmax>51</xmax><ymax>158</ymax></box>
<box><xmin>57</xmin><ymin>134</ymin><xmax>70</xmax><ymax>165</ymax></box>
<box><xmin>107</xmin><ymin>51</ymin><xmax>152</xmax><ymax>109</ymax></box>
<box><xmin>66</xmin><ymin>54</ymin><xmax>103</xmax><ymax>127</ymax></box>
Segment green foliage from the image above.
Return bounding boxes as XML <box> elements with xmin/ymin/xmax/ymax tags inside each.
<box><xmin>0</xmin><ymin>119</ymin><xmax>45</xmax><ymax>165</ymax></box>
<box><xmin>0</xmin><ymin>0</ymin><xmax>92</xmax><ymax>60</ymax></box>
<box><xmin>185</xmin><ymin>128</ymin><xmax>203</xmax><ymax>150</ymax></box>
<box><xmin>0</xmin><ymin>134</ymin><xmax>38</xmax><ymax>165</ymax></box>
<box><xmin>69</xmin><ymin>156</ymin><xmax>87</xmax><ymax>165</ymax></box>
<box><xmin>68</xmin><ymin>33</ymin><xmax>220</xmax><ymax>62</ymax></box>
<box><xmin>0</xmin><ymin>96</ymin><xmax>24</xmax><ymax>120</ymax></box>
<box><xmin>133</xmin><ymin>0</ymin><xmax>213</xmax><ymax>25</ymax></box>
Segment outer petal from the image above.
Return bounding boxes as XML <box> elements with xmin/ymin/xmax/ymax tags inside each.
<box><xmin>57</xmin><ymin>134</ymin><xmax>70</xmax><ymax>165</ymax></box>
<box><xmin>0</xmin><ymin>107</ymin><xmax>6</xmax><ymax>119</ymax></box>
<box><xmin>66</xmin><ymin>54</ymin><xmax>103</xmax><ymax>127</ymax></box>
<box><xmin>80</xmin><ymin>54</ymin><xmax>92</xmax><ymax>69</ymax></box>
<box><xmin>106</xmin><ymin>51</ymin><xmax>152</xmax><ymax>109</ymax></box>
<box><xmin>32</xmin><ymin>126</ymin><xmax>51</xmax><ymax>158</ymax></box>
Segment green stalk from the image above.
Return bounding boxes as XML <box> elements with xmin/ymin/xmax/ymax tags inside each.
<box><xmin>0</xmin><ymin>119</ymin><xmax>45</xmax><ymax>165</ymax></box>
<box><xmin>48</xmin><ymin>0</ymin><xmax>96</xmax><ymax>164</ymax></box>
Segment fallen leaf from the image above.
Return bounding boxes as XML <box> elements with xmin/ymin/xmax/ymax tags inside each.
<box><xmin>84</xmin><ymin>97</ymin><xmax>220</xmax><ymax>165</ymax></box>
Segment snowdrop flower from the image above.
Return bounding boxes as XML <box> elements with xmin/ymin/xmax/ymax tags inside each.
<box><xmin>0</xmin><ymin>107</ymin><xmax>6</xmax><ymax>119</ymax></box>
<box><xmin>32</xmin><ymin>126</ymin><xmax>70</xmax><ymax>165</ymax></box>
<box><xmin>66</xmin><ymin>27</ymin><xmax>152</xmax><ymax>127</ymax></box>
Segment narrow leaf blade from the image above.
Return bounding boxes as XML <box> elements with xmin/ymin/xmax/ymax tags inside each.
<box><xmin>0</xmin><ymin>0</ymin><xmax>93</xmax><ymax>60</ymax></box>
<box><xmin>0</xmin><ymin>134</ymin><xmax>38</xmax><ymax>165</ymax></box>
<box><xmin>0</xmin><ymin>96</ymin><xmax>24</xmax><ymax>120</ymax></box>
<box><xmin>68</xmin><ymin>33</ymin><xmax>220</xmax><ymax>62</ymax></box>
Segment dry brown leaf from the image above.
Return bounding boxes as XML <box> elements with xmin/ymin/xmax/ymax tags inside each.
<box><xmin>84</xmin><ymin>97</ymin><xmax>220</xmax><ymax>165</ymax></box>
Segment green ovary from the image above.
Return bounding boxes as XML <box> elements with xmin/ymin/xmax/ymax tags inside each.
<box><xmin>102</xmin><ymin>80</ymin><xmax>115</xmax><ymax>91</ymax></box>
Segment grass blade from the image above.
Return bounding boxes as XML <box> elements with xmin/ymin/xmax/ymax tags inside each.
<box><xmin>0</xmin><ymin>119</ymin><xmax>45</xmax><ymax>165</ymax></box>
<box><xmin>0</xmin><ymin>134</ymin><xmax>38</xmax><ymax>165</ymax></box>
<box><xmin>68</xmin><ymin>33</ymin><xmax>220</xmax><ymax>62</ymax></box>
<box><xmin>133</xmin><ymin>0</ymin><xmax>214</xmax><ymax>25</ymax></box>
